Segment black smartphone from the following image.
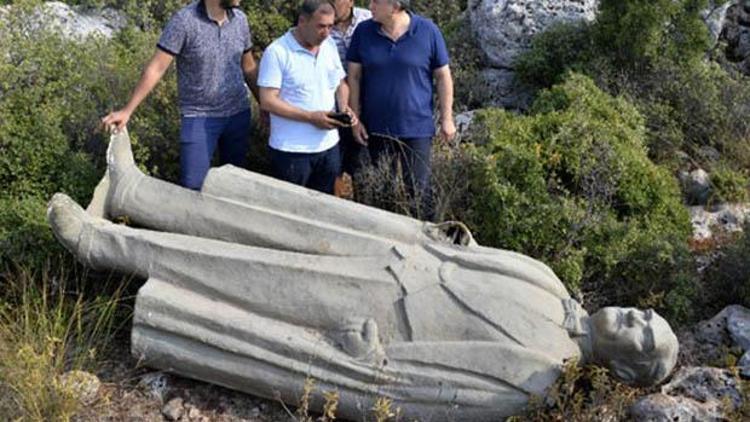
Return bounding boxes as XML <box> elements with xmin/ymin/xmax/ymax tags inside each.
<box><xmin>328</xmin><ymin>112</ymin><xmax>352</xmax><ymax>126</ymax></box>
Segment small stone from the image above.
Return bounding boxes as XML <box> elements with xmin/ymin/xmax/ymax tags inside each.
<box><xmin>139</xmin><ymin>371</ymin><xmax>171</xmax><ymax>402</ymax></box>
<box><xmin>188</xmin><ymin>406</ymin><xmax>202</xmax><ymax>419</ymax></box>
<box><xmin>680</xmin><ymin>168</ymin><xmax>711</xmax><ymax>205</ymax></box>
<box><xmin>738</xmin><ymin>351</ymin><xmax>750</xmax><ymax>378</ymax></box>
<box><xmin>60</xmin><ymin>370</ymin><xmax>100</xmax><ymax>406</ymax></box>
<box><xmin>630</xmin><ymin>393</ymin><xmax>723</xmax><ymax>421</ymax></box>
<box><xmin>162</xmin><ymin>397</ymin><xmax>184</xmax><ymax>421</ymax></box>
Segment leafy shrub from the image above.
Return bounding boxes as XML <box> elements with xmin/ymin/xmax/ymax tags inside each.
<box><xmin>0</xmin><ymin>196</ymin><xmax>64</xmax><ymax>270</ymax></box>
<box><xmin>0</xmin><ymin>1</ymin><xmax>182</xmax><ymax>267</ymax></box>
<box><xmin>702</xmin><ymin>223</ymin><xmax>750</xmax><ymax>316</ymax></box>
<box><xmin>465</xmin><ymin>73</ymin><xmax>696</xmax><ymax>319</ymax></box>
<box><xmin>594</xmin><ymin>0</ymin><xmax>712</xmax><ymax>71</ymax></box>
<box><xmin>515</xmin><ymin>22</ymin><xmax>595</xmax><ymax>89</ymax></box>
<box><xmin>710</xmin><ymin>166</ymin><xmax>749</xmax><ymax>204</ymax></box>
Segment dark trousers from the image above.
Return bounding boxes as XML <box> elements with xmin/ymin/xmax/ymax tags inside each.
<box><xmin>368</xmin><ymin>135</ymin><xmax>434</xmax><ymax>220</ymax></box>
<box><xmin>338</xmin><ymin>126</ymin><xmax>366</xmax><ymax>176</ymax></box>
<box><xmin>269</xmin><ymin>144</ymin><xmax>341</xmax><ymax>194</ymax></box>
<box><xmin>180</xmin><ymin>109</ymin><xmax>251</xmax><ymax>190</ymax></box>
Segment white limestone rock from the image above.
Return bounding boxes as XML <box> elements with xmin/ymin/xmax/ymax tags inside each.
<box><xmin>469</xmin><ymin>0</ymin><xmax>599</xmax><ymax>69</ymax></box>
<box><xmin>630</xmin><ymin>393</ymin><xmax>724</xmax><ymax>422</ymax></box>
<box><xmin>688</xmin><ymin>204</ymin><xmax>750</xmax><ymax>240</ymax></box>
<box><xmin>0</xmin><ymin>1</ymin><xmax>126</xmax><ymax>40</ymax></box>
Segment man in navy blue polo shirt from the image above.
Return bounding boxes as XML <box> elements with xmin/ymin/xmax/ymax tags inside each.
<box><xmin>347</xmin><ymin>0</ymin><xmax>455</xmax><ymax>220</ymax></box>
<box><xmin>102</xmin><ymin>0</ymin><xmax>259</xmax><ymax>190</ymax></box>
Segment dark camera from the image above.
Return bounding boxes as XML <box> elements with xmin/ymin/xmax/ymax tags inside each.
<box><xmin>328</xmin><ymin>112</ymin><xmax>352</xmax><ymax>126</ymax></box>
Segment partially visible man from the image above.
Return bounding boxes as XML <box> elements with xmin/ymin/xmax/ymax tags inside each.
<box><xmin>331</xmin><ymin>0</ymin><xmax>372</xmax><ymax>181</ymax></box>
<box><xmin>348</xmin><ymin>0</ymin><xmax>456</xmax><ymax>219</ymax></box>
<box><xmin>102</xmin><ymin>0</ymin><xmax>260</xmax><ymax>190</ymax></box>
<box><xmin>258</xmin><ymin>0</ymin><xmax>353</xmax><ymax>194</ymax></box>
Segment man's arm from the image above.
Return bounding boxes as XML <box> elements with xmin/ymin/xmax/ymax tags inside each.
<box><xmin>335</xmin><ymin>78</ymin><xmax>359</xmax><ymax>127</ymax></box>
<box><xmin>347</xmin><ymin>62</ymin><xmax>368</xmax><ymax>145</ymax></box>
<box><xmin>102</xmin><ymin>50</ymin><xmax>174</xmax><ymax>131</ymax></box>
<box><xmin>242</xmin><ymin>51</ymin><xmax>260</xmax><ymax>104</ymax></box>
<box><xmin>434</xmin><ymin>65</ymin><xmax>456</xmax><ymax>143</ymax></box>
<box><xmin>259</xmin><ymin>87</ymin><xmax>341</xmax><ymax>130</ymax></box>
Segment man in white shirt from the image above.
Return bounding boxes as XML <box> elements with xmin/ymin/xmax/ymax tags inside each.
<box><xmin>258</xmin><ymin>0</ymin><xmax>354</xmax><ymax>194</ymax></box>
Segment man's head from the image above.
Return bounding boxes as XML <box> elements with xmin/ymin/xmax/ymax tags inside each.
<box><xmin>333</xmin><ymin>0</ymin><xmax>354</xmax><ymax>22</ymax></box>
<box><xmin>589</xmin><ymin>307</ymin><xmax>678</xmax><ymax>386</ymax></box>
<box><xmin>297</xmin><ymin>0</ymin><xmax>336</xmax><ymax>47</ymax></box>
<box><xmin>369</xmin><ymin>0</ymin><xmax>409</xmax><ymax>23</ymax></box>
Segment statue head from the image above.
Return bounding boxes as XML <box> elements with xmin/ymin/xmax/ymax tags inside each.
<box><xmin>588</xmin><ymin>307</ymin><xmax>678</xmax><ymax>386</ymax></box>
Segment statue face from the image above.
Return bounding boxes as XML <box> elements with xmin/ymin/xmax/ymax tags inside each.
<box><xmin>591</xmin><ymin>307</ymin><xmax>659</xmax><ymax>353</ymax></box>
<box><xmin>589</xmin><ymin>307</ymin><xmax>677</xmax><ymax>385</ymax></box>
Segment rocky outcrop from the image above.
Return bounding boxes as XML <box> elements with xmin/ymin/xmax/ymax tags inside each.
<box><xmin>468</xmin><ymin>0</ymin><xmax>599</xmax><ymax>109</ymax></box>
<box><xmin>703</xmin><ymin>1</ymin><xmax>733</xmax><ymax>45</ymax></box>
<box><xmin>0</xmin><ymin>1</ymin><xmax>126</xmax><ymax>40</ymax></box>
<box><xmin>631</xmin><ymin>367</ymin><xmax>742</xmax><ymax>421</ymax></box>
<box><xmin>689</xmin><ymin>204</ymin><xmax>750</xmax><ymax>240</ymax></box>
<box><xmin>721</xmin><ymin>0</ymin><xmax>750</xmax><ymax>74</ymax></box>
<box><xmin>634</xmin><ymin>306</ymin><xmax>750</xmax><ymax>421</ymax></box>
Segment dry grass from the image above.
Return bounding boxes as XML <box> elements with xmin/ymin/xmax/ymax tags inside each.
<box><xmin>511</xmin><ymin>359</ymin><xmax>641</xmax><ymax>421</ymax></box>
<box><xmin>0</xmin><ymin>265</ymin><xmax>128</xmax><ymax>420</ymax></box>
<box><xmin>353</xmin><ymin>138</ymin><xmax>474</xmax><ymax>223</ymax></box>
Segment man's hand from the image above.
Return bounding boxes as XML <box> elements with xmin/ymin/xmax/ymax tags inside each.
<box><xmin>439</xmin><ymin>118</ymin><xmax>457</xmax><ymax>144</ymax></box>
<box><xmin>309</xmin><ymin>111</ymin><xmax>342</xmax><ymax>130</ymax></box>
<box><xmin>344</xmin><ymin>106</ymin><xmax>359</xmax><ymax>127</ymax></box>
<box><xmin>101</xmin><ymin>109</ymin><xmax>132</xmax><ymax>132</ymax></box>
<box><xmin>353</xmin><ymin>121</ymin><xmax>369</xmax><ymax>146</ymax></box>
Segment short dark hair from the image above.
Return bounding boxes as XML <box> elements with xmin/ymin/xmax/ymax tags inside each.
<box><xmin>299</xmin><ymin>0</ymin><xmax>335</xmax><ymax>17</ymax></box>
<box><xmin>388</xmin><ymin>0</ymin><xmax>410</xmax><ymax>10</ymax></box>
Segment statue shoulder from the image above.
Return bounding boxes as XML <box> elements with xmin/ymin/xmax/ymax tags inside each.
<box><xmin>425</xmin><ymin>243</ymin><xmax>570</xmax><ymax>300</ymax></box>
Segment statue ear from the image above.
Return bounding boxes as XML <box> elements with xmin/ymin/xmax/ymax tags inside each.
<box><xmin>609</xmin><ymin>360</ymin><xmax>636</xmax><ymax>383</ymax></box>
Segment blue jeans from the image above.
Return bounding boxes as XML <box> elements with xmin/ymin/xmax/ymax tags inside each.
<box><xmin>269</xmin><ymin>144</ymin><xmax>341</xmax><ymax>194</ymax></box>
<box><xmin>368</xmin><ymin>135</ymin><xmax>434</xmax><ymax>220</ymax></box>
<box><xmin>180</xmin><ymin>109</ymin><xmax>251</xmax><ymax>190</ymax></box>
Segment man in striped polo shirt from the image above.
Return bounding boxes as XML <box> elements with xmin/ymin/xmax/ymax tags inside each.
<box><xmin>102</xmin><ymin>0</ymin><xmax>260</xmax><ymax>190</ymax></box>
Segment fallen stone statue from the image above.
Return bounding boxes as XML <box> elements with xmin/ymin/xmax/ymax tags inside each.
<box><xmin>47</xmin><ymin>130</ymin><xmax>679</xmax><ymax>421</ymax></box>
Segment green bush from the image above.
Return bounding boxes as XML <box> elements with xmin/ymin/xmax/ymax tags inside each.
<box><xmin>710</xmin><ymin>166</ymin><xmax>749</xmax><ymax>204</ymax></box>
<box><xmin>515</xmin><ymin>0</ymin><xmax>750</xmax><ymax>196</ymax></box>
<box><xmin>702</xmin><ymin>223</ymin><xmax>750</xmax><ymax>317</ymax></box>
<box><xmin>465</xmin><ymin>73</ymin><xmax>696</xmax><ymax>320</ymax></box>
<box><xmin>0</xmin><ymin>196</ymin><xmax>64</xmax><ymax>270</ymax></box>
<box><xmin>0</xmin><ymin>2</ymin><xmax>182</xmax><ymax>267</ymax></box>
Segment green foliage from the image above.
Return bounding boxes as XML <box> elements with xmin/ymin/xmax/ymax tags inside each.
<box><xmin>466</xmin><ymin>74</ymin><xmax>696</xmax><ymax>319</ymax></box>
<box><xmin>710</xmin><ymin>166</ymin><xmax>749</xmax><ymax>204</ymax></box>
<box><xmin>633</xmin><ymin>61</ymin><xmax>750</xmax><ymax>172</ymax></box>
<box><xmin>515</xmin><ymin>0</ymin><xmax>750</xmax><ymax>207</ymax></box>
<box><xmin>515</xmin><ymin>22</ymin><xmax>595</xmax><ymax>89</ymax></box>
<box><xmin>0</xmin><ymin>1</ymin><xmax>184</xmax><ymax>268</ymax></box>
<box><xmin>703</xmin><ymin>223</ymin><xmax>750</xmax><ymax>316</ymax></box>
<box><xmin>0</xmin><ymin>196</ymin><xmax>64</xmax><ymax>270</ymax></box>
<box><xmin>594</xmin><ymin>0</ymin><xmax>712</xmax><ymax>70</ymax></box>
